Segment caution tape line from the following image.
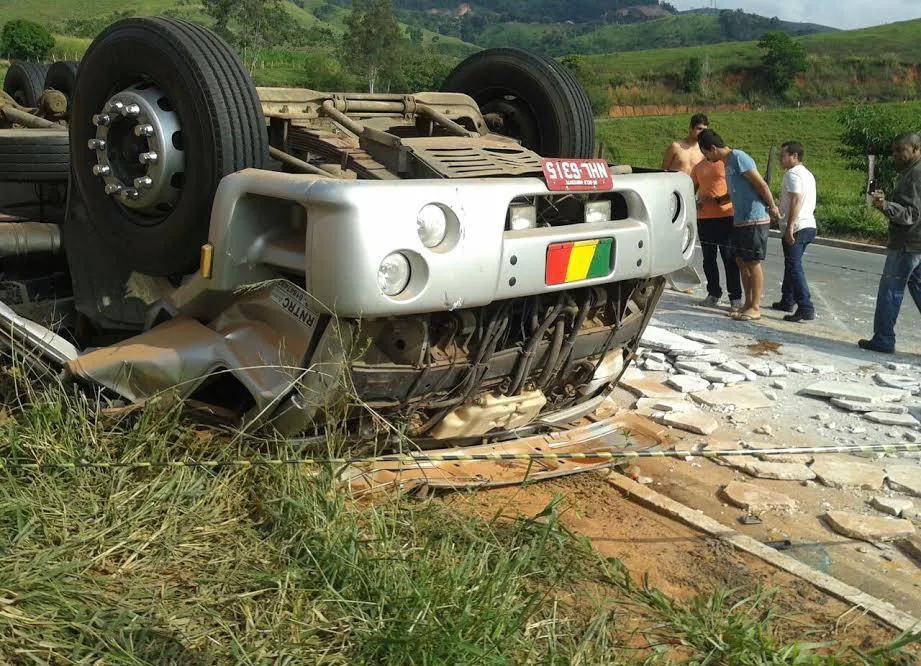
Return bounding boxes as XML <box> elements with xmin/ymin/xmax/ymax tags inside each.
<box><xmin>1</xmin><ymin>441</ymin><xmax>919</xmax><ymax>472</ymax></box>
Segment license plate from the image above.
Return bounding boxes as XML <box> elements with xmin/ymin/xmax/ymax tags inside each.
<box><xmin>540</xmin><ymin>158</ymin><xmax>613</xmax><ymax>191</ymax></box>
<box><xmin>545</xmin><ymin>238</ymin><xmax>613</xmax><ymax>285</ymax></box>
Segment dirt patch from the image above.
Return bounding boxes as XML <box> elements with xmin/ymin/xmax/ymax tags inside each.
<box><xmin>746</xmin><ymin>340</ymin><xmax>784</xmax><ymax>356</ymax></box>
<box><xmin>442</xmin><ymin>473</ymin><xmax>907</xmax><ymax>651</ymax></box>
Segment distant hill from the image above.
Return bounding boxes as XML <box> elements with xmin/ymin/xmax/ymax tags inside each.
<box><xmin>572</xmin><ymin>17</ymin><xmax>921</xmax><ymax>111</ymax></box>
<box><xmin>0</xmin><ymin>1</ymin><xmax>839</xmax><ymax>59</ymax></box>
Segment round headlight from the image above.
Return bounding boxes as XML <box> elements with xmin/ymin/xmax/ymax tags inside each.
<box><xmin>378</xmin><ymin>252</ymin><xmax>411</xmax><ymax>296</ymax></box>
<box><xmin>417</xmin><ymin>204</ymin><xmax>448</xmax><ymax>248</ymax></box>
<box><xmin>669</xmin><ymin>192</ymin><xmax>681</xmax><ymax>223</ymax></box>
<box><xmin>682</xmin><ymin>223</ymin><xmax>693</xmax><ymax>253</ymax></box>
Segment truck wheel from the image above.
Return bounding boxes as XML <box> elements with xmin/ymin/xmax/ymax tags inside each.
<box><xmin>44</xmin><ymin>61</ymin><xmax>79</xmax><ymax>108</ymax></box>
<box><xmin>0</xmin><ymin>130</ymin><xmax>70</xmax><ymax>182</ymax></box>
<box><xmin>441</xmin><ymin>48</ymin><xmax>595</xmax><ymax>159</ymax></box>
<box><xmin>69</xmin><ymin>17</ymin><xmax>268</xmax><ymax>276</ymax></box>
<box><xmin>3</xmin><ymin>62</ymin><xmax>49</xmax><ymax>108</ymax></box>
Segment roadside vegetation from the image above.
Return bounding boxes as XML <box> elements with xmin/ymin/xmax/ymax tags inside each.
<box><xmin>0</xmin><ymin>364</ymin><xmax>919</xmax><ymax>662</ymax></box>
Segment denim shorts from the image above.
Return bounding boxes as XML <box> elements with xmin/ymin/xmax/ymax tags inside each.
<box><xmin>731</xmin><ymin>223</ymin><xmax>769</xmax><ymax>262</ymax></box>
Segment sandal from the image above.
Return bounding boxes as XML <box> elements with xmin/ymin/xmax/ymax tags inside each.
<box><xmin>734</xmin><ymin>312</ymin><xmax>762</xmax><ymax>321</ymax></box>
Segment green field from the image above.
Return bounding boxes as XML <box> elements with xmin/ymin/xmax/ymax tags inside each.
<box><xmin>579</xmin><ymin>18</ymin><xmax>921</xmax><ymax>107</ymax></box>
<box><xmin>597</xmin><ymin>101</ymin><xmax>921</xmax><ymax>242</ymax></box>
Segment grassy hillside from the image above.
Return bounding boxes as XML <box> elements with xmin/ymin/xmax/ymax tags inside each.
<box><xmin>577</xmin><ymin>18</ymin><xmax>921</xmax><ymax>109</ymax></box>
<box><xmin>597</xmin><ymin>101</ymin><xmax>921</xmax><ymax>242</ymax></box>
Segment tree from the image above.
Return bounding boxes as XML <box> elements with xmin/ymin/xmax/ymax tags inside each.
<box><xmin>1</xmin><ymin>20</ymin><xmax>55</xmax><ymax>60</ymax></box>
<box><xmin>682</xmin><ymin>56</ymin><xmax>702</xmax><ymax>94</ymax></box>
<box><xmin>341</xmin><ymin>0</ymin><xmax>403</xmax><ymax>93</ymax></box>
<box><xmin>202</xmin><ymin>0</ymin><xmax>290</xmax><ymax>69</ymax></box>
<box><xmin>839</xmin><ymin>104</ymin><xmax>920</xmax><ymax>196</ymax></box>
<box><xmin>757</xmin><ymin>31</ymin><xmax>807</xmax><ymax>96</ymax></box>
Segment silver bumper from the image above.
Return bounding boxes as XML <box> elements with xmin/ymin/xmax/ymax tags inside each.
<box><xmin>205</xmin><ymin>169</ymin><xmax>696</xmax><ymax>318</ymax></box>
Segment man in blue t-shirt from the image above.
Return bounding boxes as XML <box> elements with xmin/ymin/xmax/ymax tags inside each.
<box><xmin>698</xmin><ymin>129</ymin><xmax>780</xmax><ymax>321</ymax></box>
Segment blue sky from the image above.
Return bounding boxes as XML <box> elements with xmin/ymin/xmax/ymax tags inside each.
<box><xmin>668</xmin><ymin>0</ymin><xmax>921</xmax><ymax>30</ymax></box>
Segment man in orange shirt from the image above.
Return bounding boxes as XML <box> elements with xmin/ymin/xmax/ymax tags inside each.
<box><xmin>691</xmin><ymin>154</ymin><xmax>743</xmax><ymax>311</ymax></box>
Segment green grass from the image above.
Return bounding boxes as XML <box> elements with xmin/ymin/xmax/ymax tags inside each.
<box><xmin>579</xmin><ymin>18</ymin><xmax>921</xmax><ymax>108</ymax></box>
<box><xmin>596</xmin><ymin>102</ymin><xmax>921</xmax><ymax>242</ymax></box>
<box><xmin>0</xmin><ymin>364</ymin><xmax>918</xmax><ymax>662</ymax></box>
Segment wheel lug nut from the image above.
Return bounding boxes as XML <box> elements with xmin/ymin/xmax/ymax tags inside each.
<box><xmin>106</xmin><ymin>101</ymin><xmax>125</xmax><ymax>115</ymax></box>
<box><xmin>134</xmin><ymin>176</ymin><xmax>153</xmax><ymax>189</ymax></box>
<box><xmin>92</xmin><ymin>113</ymin><xmax>111</xmax><ymax>127</ymax></box>
<box><xmin>134</xmin><ymin>124</ymin><xmax>155</xmax><ymax>137</ymax></box>
<box><xmin>139</xmin><ymin>151</ymin><xmax>159</xmax><ymax>165</ymax></box>
<box><xmin>104</xmin><ymin>183</ymin><xmax>122</xmax><ymax>196</ymax></box>
<box><xmin>92</xmin><ymin>164</ymin><xmax>111</xmax><ymax>177</ymax></box>
<box><xmin>123</xmin><ymin>103</ymin><xmax>141</xmax><ymax>117</ymax></box>
<box><xmin>87</xmin><ymin>139</ymin><xmax>106</xmax><ymax>150</ymax></box>
<box><xmin>120</xmin><ymin>188</ymin><xmax>140</xmax><ymax>201</ymax></box>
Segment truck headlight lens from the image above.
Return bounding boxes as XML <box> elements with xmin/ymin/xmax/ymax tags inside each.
<box><xmin>584</xmin><ymin>200</ymin><xmax>611</xmax><ymax>224</ymax></box>
<box><xmin>378</xmin><ymin>252</ymin><xmax>411</xmax><ymax>296</ymax></box>
<box><xmin>417</xmin><ymin>204</ymin><xmax>448</xmax><ymax>248</ymax></box>
<box><xmin>669</xmin><ymin>192</ymin><xmax>682</xmax><ymax>223</ymax></box>
<box><xmin>508</xmin><ymin>203</ymin><xmax>537</xmax><ymax>231</ymax></box>
<box><xmin>682</xmin><ymin>223</ymin><xmax>693</xmax><ymax>253</ymax></box>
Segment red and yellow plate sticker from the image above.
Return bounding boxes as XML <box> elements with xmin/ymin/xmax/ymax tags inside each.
<box><xmin>545</xmin><ymin>238</ymin><xmax>613</xmax><ymax>285</ymax></box>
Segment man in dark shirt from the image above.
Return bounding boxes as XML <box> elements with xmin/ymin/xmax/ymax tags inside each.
<box><xmin>858</xmin><ymin>132</ymin><xmax>921</xmax><ymax>354</ymax></box>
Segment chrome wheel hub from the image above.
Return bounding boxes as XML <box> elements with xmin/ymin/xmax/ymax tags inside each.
<box><xmin>90</xmin><ymin>84</ymin><xmax>185</xmax><ymax>214</ymax></box>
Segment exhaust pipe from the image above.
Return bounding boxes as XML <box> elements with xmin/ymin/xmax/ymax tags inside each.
<box><xmin>0</xmin><ymin>222</ymin><xmax>61</xmax><ymax>257</ymax></box>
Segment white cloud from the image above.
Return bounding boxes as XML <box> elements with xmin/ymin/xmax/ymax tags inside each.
<box><xmin>667</xmin><ymin>0</ymin><xmax>921</xmax><ymax>30</ymax></box>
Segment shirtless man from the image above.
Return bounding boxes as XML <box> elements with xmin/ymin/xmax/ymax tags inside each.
<box><xmin>662</xmin><ymin>113</ymin><xmax>709</xmax><ymax>175</ymax></box>
<box><xmin>662</xmin><ymin>113</ymin><xmax>709</xmax><ymax>292</ymax></box>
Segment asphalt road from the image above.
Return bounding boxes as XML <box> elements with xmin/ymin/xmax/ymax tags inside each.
<box><xmin>686</xmin><ymin>237</ymin><xmax>921</xmax><ymax>354</ymax></box>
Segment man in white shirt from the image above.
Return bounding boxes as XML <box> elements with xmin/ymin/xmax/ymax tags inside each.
<box><xmin>772</xmin><ymin>141</ymin><xmax>817</xmax><ymax>322</ymax></box>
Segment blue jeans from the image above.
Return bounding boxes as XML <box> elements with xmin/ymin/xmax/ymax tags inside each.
<box><xmin>779</xmin><ymin>228</ymin><xmax>816</xmax><ymax>314</ymax></box>
<box><xmin>871</xmin><ymin>249</ymin><xmax>921</xmax><ymax>351</ymax></box>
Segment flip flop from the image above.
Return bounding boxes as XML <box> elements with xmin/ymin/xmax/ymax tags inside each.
<box><xmin>734</xmin><ymin>312</ymin><xmax>762</xmax><ymax>321</ymax></box>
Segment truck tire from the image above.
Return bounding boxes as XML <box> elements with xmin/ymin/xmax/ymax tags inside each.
<box><xmin>3</xmin><ymin>62</ymin><xmax>48</xmax><ymax>108</ymax></box>
<box><xmin>44</xmin><ymin>61</ymin><xmax>80</xmax><ymax>107</ymax></box>
<box><xmin>441</xmin><ymin>48</ymin><xmax>595</xmax><ymax>159</ymax></box>
<box><xmin>0</xmin><ymin>129</ymin><xmax>70</xmax><ymax>182</ymax></box>
<box><xmin>70</xmin><ymin>17</ymin><xmax>268</xmax><ymax>276</ymax></box>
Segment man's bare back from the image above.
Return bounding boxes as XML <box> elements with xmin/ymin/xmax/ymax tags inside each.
<box><xmin>662</xmin><ymin>139</ymin><xmax>704</xmax><ymax>175</ymax></box>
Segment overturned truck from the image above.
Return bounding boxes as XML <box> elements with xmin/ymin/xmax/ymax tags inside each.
<box><xmin>0</xmin><ymin>18</ymin><xmax>696</xmax><ymax>446</ymax></box>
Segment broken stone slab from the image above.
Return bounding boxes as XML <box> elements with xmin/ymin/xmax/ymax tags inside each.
<box><xmin>787</xmin><ymin>362</ymin><xmax>816</xmax><ymax>374</ymax></box>
<box><xmin>691</xmin><ymin>385</ymin><xmax>773</xmax><ymax>410</ymax></box>
<box><xmin>825</xmin><ymin>510</ymin><xmax>915</xmax><ymax>542</ymax></box>
<box><xmin>666</xmin><ymin>375</ymin><xmax>711</xmax><ymax>393</ymax></box>
<box><xmin>657</xmin><ymin>409</ymin><xmax>719</xmax><ymax>436</ymax></box>
<box><xmin>871</xmin><ymin>496</ymin><xmax>914</xmax><ymax>518</ymax></box>
<box><xmin>702</xmin><ymin>370</ymin><xmax>747</xmax><ymax>385</ymax></box>
<box><xmin>641</xmin><ymin>359</ymin><xmax>669</xmax><ymax>372</ymax></box>
<box><xmin>864</xmin><ymin>412</ymin><xmax>921</xmax><ymax>428</ymax></box>
<box><xmin>621</xmin><ymin>365</ymin><xmax>645</xmax><ymax>382</ymax></box>
<box><xmin>810</xmin><ymin>458</ymin><xmax>887</xmax><ymax>490</ymax></box>
<box><xmin>640</xmin><ymin>326</ymin><xmax>705</xmax><ymax>356</ymax></box>
<box><xmin>830</xmin><ymin>398</ymin><xmax>908</xmax><ymax>415</ymax></box>
<box><xmin>886</xmin><ymin>362</ymin><xmax>913</xmax><ymax>372</ymax></box>
<box><xmin>619</xmin><ymin>377</ymin><xmax>683</xmax><ymax>400</ymax></box>
<box><xmin>674</xmin><ymin>360</ymin><xmax>712</xmax><ymax>374</ymax></box>
<box><xmin>895</xmin><ymin>535</ymin><xmax>921</xmax><ymax>564</ymax></box>
<box><xmin>721</xmin><ymin>481</ymin><xmax>797</xmax><ymax>513</ymax></box>
<box><xmin>876</xmin><ymin>373</ymin><xmax>921</xmax><ymax>391</ymax></box>
<box><xmin>729</xmin><ymin>458</ymin><xmax>816</xmax><ymax>481</ymax></box>
<box><xmin>771</xmin><ymin>380</ymin><xmax>787</xmax><ymax>390</ymax></box>
<box><xmin>644</xmin><ymin>351</ymin><xmax>668</xmax><ymax>363</ymax></box>
<box><xmin>812</xmin><ymin>364</ymin><xmax>835</xmax><ymax>374</ymax></box>
<box><xmin>886</xmin><ymin>466</ymin><xmax>921</xmax><ymax>497</ymax></box>
<box><xmin>681</xmin><ymin>331</ymin><xmax>719</xmax><ymax>345</ymax></box>
<box><xmin>801</xmin><ymin>381</ymin><xmax>907</xmax><ymax>404</ymax></box>
<box><xmin>719</xmin><ymin>360</ymin><xmax>757</xmax><ymax>382</ymax></box>
<box><xmin>635</xmin><ymin>397</ymin><xmax>692</xmax><ymax>413</ymax></box>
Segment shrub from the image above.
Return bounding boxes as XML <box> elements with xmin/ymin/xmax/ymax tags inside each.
<box><xmin>1</xmin><ymin>20</ymin><xmax>55</xmax><ymax>60</ymax></box>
